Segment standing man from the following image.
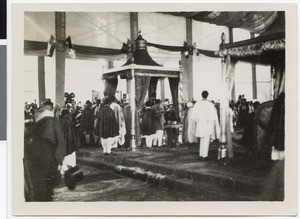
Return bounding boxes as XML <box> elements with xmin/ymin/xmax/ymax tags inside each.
<box><xmin>152</xmin><ymin>99</ymin><xmax>165</xmax><ymax>147</ymax></box>
<box><xmin>238</xmin><ymin>98</ymin><xmax>249</xmax><ymax>127</ymax></box>
<box><xmin>81</xmin><ymin>100</ymin><xmax>94</xmax><ymax>146</ymax></box>
<box><xmin>192</xmin><ymin>91</ymin><xmax>220</xmax><ymax>160</ymax></box>
<box><xmin>94</xmin><ymin>96</ymin><xmax>119</xmax><ymax>155</ymax></box>
<box><xmin>93</xmin><ymin>99</ymin><xmax>101</xmax><ymax>146</ymax></box>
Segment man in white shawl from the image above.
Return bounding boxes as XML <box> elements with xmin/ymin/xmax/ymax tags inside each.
<box><xmin>192</xmin><ymin>91</ymin><xmax>220</xmax><ymax>160</ymax></box>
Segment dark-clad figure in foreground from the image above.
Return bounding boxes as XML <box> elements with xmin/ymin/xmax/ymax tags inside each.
<box><xmin>24</xmin><ymin>102</ymin><xmax>66</xmax><ymax>201</ymax></box>
<box><xmin>141</xmin><ymin>100</ymin><xmax>156</xmax><ymax>148</ymax></box>
<box><xmin>241</xmin><ymin>101</ymin><xmax>260</xmax><ymax>156</ymax></box>
<box><xmin>152</xmin><ymin>99</ymin><xmax>165</xmax><ymax>147</ymax></box>
<box><xmin>95</xmin><ymin>96</ymin><xmax>119</xmax><ymax>155</ymax></box>
<box><xmin>59</xmin><ymin>108</ymin><xmax>79</xmax><ymax>172</ymax></box>
<box><xmin>81</xmin><ymin>100</ymin><xmax>94</xmax><ymax>146</ymax></box>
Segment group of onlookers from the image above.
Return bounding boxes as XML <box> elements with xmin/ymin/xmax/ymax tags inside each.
<box><xmin>23</xmin><ymin>94</ymin><xmax>178</xmax><ymax>201</ymax></box>
<box><xmin>230</xmin><ymin>94</ymin><xmax>260</xmax><ymax>128</ymax></box>
<box><xmin>140</xmin><ymin>99</ymin><xmax>167</xmax><ymax>148</ymax></box>
<box><xmin>24</xmin><ymin>89</ymin><xmax>285</xmax><ymax>202</ymax></box>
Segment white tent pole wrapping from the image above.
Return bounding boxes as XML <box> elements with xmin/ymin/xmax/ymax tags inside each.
<box><xmin>220</xmin><ymin>56</ymin><xmax>227</xmax><ymax>145</ymax></box>
<box><xmin>130</xmin><ymin>64</ymin><xmax>136</xmax><ymax>151</ymax></box>
<box><xmin>226</xmin><ymin>55</ymin><xmax>235</xmax><ymax>158</ymax></box>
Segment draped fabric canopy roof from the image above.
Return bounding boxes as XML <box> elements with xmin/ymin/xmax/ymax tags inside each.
<box><xmin>24</xmin><ymin>11</ymin><xmax>285</xmax><ymax>65</ymax></box>
<box><xmin>103</xmin><ymin>36</ymin><xmax>180</xmax><ymax>80</ymax></box>
<box><xmin>163</xmin><ymin>11</ymin><xmax>284</xmax><ymax>35</ymax></box>
<box><xmin>224</xmin><ymin>31</ymin><xmax>285</xmax><ymax>65</ymax></box>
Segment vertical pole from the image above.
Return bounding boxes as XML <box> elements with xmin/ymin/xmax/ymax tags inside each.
<box><xmin>250</xmin><ymin>33</ymin><xmax>257</xmax><ymax>99</ymax></box>
<box><xmin>128</xmin><ymin>12</ymin><xmax>138</xmax><ymax>150</ymax></box>
<box><xmin>126</xmin><ymin>80</ymin><xmax>131</xmax><ymax>98</ymax></box>
<box><xmin>270</xmin><ymin>66</ymin><xmax>274</xmax><ymax>100</ymax></box>
<box><xmin>130</xmin><ymin>12</ymin><xmax>139</xmax><ymax>42</ymax></box>
<box><xmin>127</xmin><ymin>12</ymin><xmax>138</xmax><ymax>96</ymax></box>
<box><xmin>179</xmin><ymin>62</ymin><xmax>184</xmax><ymax>123</ymax></box>
<box><xmin>130</xmin><ymin>65</ymin><xmax>136</xmax><ymax>150</ymax></box>
<box><xmin>229</xmin><ymin>27</ymin><xmax>233</xmax><ymax>44</ymax></box>
<box><xmin>252</xmin><ymin>63</ymin><xmax>257</xmax><ymax>99</ymax></box>
<box><xmin>220</xmin><ymin>58</ymin><xmax>227</xmax><ymax>145</ymax></box>
<box><xmin>55</xmin><ymin>12</ymin><xmax>66</xmax><ymax>107</ymax></box>
<box><xmin>226</xmin><ymin>56</ymin><xmax>234</xmax><ymax>158</ymax></box>
<box><xmin>38</xmin><ymin>56</ymin><xmax>46</xmax><ymax>106</ymax></box>
<box><xmin>160</xmin><ymin>78</ymin><xmax>165</xmax><ymax>100</ymax></box>
<box><xmin>229</xmin><ymin>27</ymin><xmax>236</xmax><ymax>102</ymax></box>
<box><xmin>181</xmin><ymin>17</ymin><xmax>194</xmax><ymax>101</ymax></box>
<box><xmin>219</xmin><ymin>32</ymin><xmax>234</xmax><ymax>159</ymax></box>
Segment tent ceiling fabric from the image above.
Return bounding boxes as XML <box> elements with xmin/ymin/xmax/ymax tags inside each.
<box><xmin>25</xmin><ymin>12</ymin><xmax>130</xmax><ymax>49</ymax></box>
<box><xmin>163</xmin><ymin>11</ymin><xmax>281</xmax><ymax>34</ymax></box>
<box><xmin>24</xmin><ymin>11</ymin><xmax>285</xmax><ymax>65</ymax></box>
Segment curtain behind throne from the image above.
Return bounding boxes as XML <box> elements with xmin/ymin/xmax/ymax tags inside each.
<box><xmin>148</xmin><ymin>77</ymin><xmax>159</xmax><ymax>99</ymax></box>
<box><xmin>135</xmin><ymin>76</ymin><xmax>151</xmax><ymax>145</ymax></box>
<box><xmin>272</xmin><ymin>62</ymin><xmax>285</xmax><ymax>99</ymax></box>
<box><xmin>168</xmin><ymin>78</ymin><xmax>180</xmax><ymax>121</ymax></box>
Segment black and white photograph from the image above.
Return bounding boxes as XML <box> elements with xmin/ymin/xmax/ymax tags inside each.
<box><xmin>11</xmin><ymin>3</ymin><xmax>297</xmax><ymax>216</ymax></box>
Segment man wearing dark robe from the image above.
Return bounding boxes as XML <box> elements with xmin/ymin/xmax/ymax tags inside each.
<box><xmin>95</xmin><ymin>96</ymin><xmax>119</xmax><ymax>155</ymax></box>
<box><xmin>81</xmin><ymin>100</ymin><xmax>94</xmax><ymax>146</ymax></box>
<box><xmin>24</xmin><ymin>102</ymin><xmax>66</xmax><ymax>201</ymax></box>
<box><xmin>141</xmin><ymin>101</ymin><xmax>156</xmax><ymax>148</ymax></box>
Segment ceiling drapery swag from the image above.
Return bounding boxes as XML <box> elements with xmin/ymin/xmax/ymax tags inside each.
<box><xmin>24</xmin><ymin>40</ymin><xmax>124</xmax><ymax>58</ymax></box>
<box><xmin>24</xmin><ymin>38</ymin><xmax>220</xmax><ymax>59</ymax></box>
<box><xmin>24</xmin><ymin>32</ymin><xmax>284</xmax><ymax>64</ymax></box>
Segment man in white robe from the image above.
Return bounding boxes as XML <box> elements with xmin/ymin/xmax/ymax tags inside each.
<box><xmin>192</xmin><ymin>91</ymin><xmax>220</xmax><ymax>160</ymax></box>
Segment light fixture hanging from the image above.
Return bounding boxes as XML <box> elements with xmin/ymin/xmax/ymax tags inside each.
<box><xmin>66</xmin><ymin>36</ymin><xmax>76</xmax><ymax>59</ymax></box>
<box><xmin>183</xmin><ymin>41</ymin><xmax>189</xmax><ymax>58</ymax></box>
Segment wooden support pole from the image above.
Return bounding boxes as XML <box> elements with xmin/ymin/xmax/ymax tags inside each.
<box><xmin>130</xmin><ymin>12</ymin><xmax>139</xmax><ymax>41</ymax></box>
<box><xmin>130</xmin><ymin>65</ymin><xmax>136</xmax><ymax>150</ymax></box>
<box><xmin>228</xmin><ymin>27</ymin><xmax>236</xmax><ymax>102</ymax></box>
<box><xmin>55</xmin><ymin>12</ymin><xmax>66</xmax><ymax>107</ymax></box>
<box><xmin>220</xmin><ymin>58</ymin><xmax>227</xmax><ymax>145</ymax></box>
<box><xmin>127</xmin><ymin>12</ymin><xmax>138</xmax><ymax>95</ymax></box>
<box><xmin>181</xmin><ymin>17</ymin><xmax>194</xmax><ymax>102</ymax></box>
<box><xmin>129</xmin><ymin>12</ymin><xmax>138</xmax><ymax>150</ymax></box>
<box><xmin>252</xmin><ymin>63</ymin><xmax>257</xmax><ymax>99</ymax></box>
<box><xmin>250</xmin><ymin>33</ymin><xmax>257</xmax><ymax>99</ymax></box>
<box><xmin>38</xmin><ymin>56</ymin><xmax>45</xmax><ymax>106</ymax></box>
<box><xmin>219</xmin><ymin>33</ymin><xmax>234</xmax><ymax>159</ymax></box>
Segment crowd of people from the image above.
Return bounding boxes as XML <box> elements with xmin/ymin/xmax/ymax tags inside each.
<box><xmin>182</xmin><ymin>93</ymin><xmax>264</xmax><ymax>159</ymax></box>
<box><xmin>25</xmin><ymin>89</ymin><xmax>284</xmax><ymax>201</ymax></box>
<box><xmin>23</xmin><ymin>93</ymin><xmax>179</xmax><ymax>201</ymax></box>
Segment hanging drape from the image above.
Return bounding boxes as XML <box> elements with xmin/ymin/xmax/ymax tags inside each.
<box><xmin>134</xmin><ymin>75</ymin><xmax>151</xmax><ymax>145</ymax></box>
<box><xmin>148</xmin><ymin>77</ymin><xmax>159</xmax><ymax>99</ymax></box>
<box><xmin>168</xmin><ymin>77</ymin><xmax>180</xmax><ymax>121</ymax></box>
<box><xmin>225</xmin><ymin>55</ymin><xmax>237</xmax><ymax>158</ymax></box>
<box><xmin>135</xmin><ymin>76</ymin><xmax>151</xmax><ymax>109</ymax></box>
<box><xmin>272</xmin><ymin>62</ymin><xmax>285</xmax><ymax>99</ymax></box>
<box><xmin>24</xmin><ymin>40</ymin><xmax>124</xmax><ymax>57</ymax></box>
<box><xmin>147</xmin><ymin>42</ymin><xmax>183</xmax><ymax>52</ymax></box>
<box><xmin>104</xmin><ymin>77</ymin><xmax>118</xmax><ymax>97</ymax></box>
<box><xmin>148</xmin><ymin>41</ymin><xmax>219</xmax><ymax>58</ymax></box>
<box><xmin>226</xmin><ymin>55</ymin><xmax>237</xmax><ymax>101</ymax></box>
